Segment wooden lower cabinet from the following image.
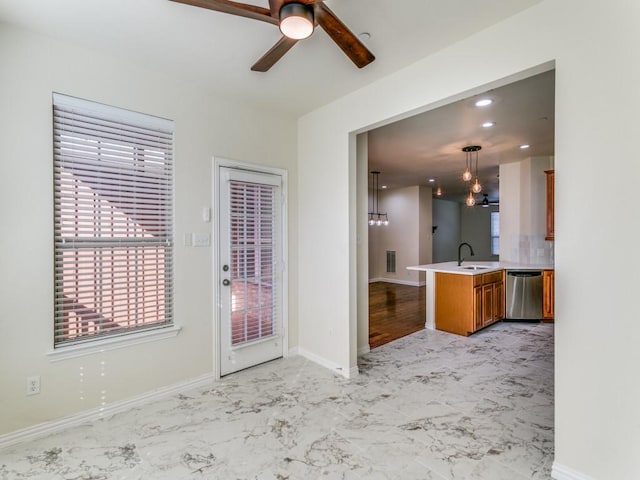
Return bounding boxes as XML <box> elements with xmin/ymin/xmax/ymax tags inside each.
<box><xmin>436</xmin><ymin>270</ymin><xmax>505</xmax><ymax>336</ymax></box>
<box><xmin>473</xmin><ymin>286</ymin><xmax>483</xmax><ymax>331</ymax></box>
<box><xmin>543</xmin><ymin>269</ymin><xmax>555</xmax><ymax>322</ymax></box>
<box><xmin>494</xmin><ymin>280</ymin><xmax>505</xmax><ymax>320</ymax></box>
<box><xmin>482</xmin><ymin>284</ymin><xmax>494</xmax><ymax>326</ymax></box>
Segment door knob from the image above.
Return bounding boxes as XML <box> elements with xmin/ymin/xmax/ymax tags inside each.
<box><xmin>222</xmin><ymin>265</ymin><xmax>229</xmax><ymax>272</ymax></box>
<box><xmin>222</xmin><ymin>279</ymin><xmax>230</xmax><ymax>286</ymax></box>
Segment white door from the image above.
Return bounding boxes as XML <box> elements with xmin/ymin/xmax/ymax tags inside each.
<box><xmin>218</xmin><ymin>166</ymin><xmax>284</xmax><ymax>376</ymax></box>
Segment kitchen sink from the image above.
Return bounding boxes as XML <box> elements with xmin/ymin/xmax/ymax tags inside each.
<box><xmin>461</xmin><ymin>265</ymin><xmax>490</xmax><ymax>270</ymax></box>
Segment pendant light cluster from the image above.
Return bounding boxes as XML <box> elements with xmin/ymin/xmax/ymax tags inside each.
<box><xmin>462</xmin><ymin>145</ymin><xmax>482</xmax><ymax>206</ymax></box>
<box><xmin>368</xmin><ymin>171</ymin><xmax>389</xmax><ymax>226</ymax></box>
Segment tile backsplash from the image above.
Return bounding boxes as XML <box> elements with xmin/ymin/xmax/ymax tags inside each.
<box><xmin>507</xmin><ymin>234</ymin><xmax>554</xmax><ymax>265</ymax></box>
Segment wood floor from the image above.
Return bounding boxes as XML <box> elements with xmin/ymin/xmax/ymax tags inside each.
<box><xmin>369</xmin><ymin>281</ymin><xmax>425</xmax><ymax>349</ymax></box>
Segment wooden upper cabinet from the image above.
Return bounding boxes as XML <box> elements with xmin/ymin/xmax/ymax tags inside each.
<box><xmin>545</xmin><ymin>170</ymin><xmax>555</xmax><ymax>241</ymax></box>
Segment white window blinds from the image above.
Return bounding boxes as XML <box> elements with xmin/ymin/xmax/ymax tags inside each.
<box><xmin>53</xmin><ymin>93</ymin><xmax>174</xmax><ymax>347</ymax></box>
<box><xmin>229</xmin><ymin>180</ymin><xmax>278</xmax><ymax>346</ymax></box>
<box><xmin>491</xmin><ymin>211</ymin><xmax>500</xmax><ymax>256</ymax></box>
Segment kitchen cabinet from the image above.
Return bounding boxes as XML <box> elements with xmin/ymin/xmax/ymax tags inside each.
<box><xmin>545</xmin><ymin>170</ymin><xmax>554</xmax><ymax>241</ymax></box>
<box><xmin>435</xmin><ymin>270</ymin><xmax>505</xmax><ymax>336</ymax></box>
<box><xmin>543</xmin><ymin>269</ymin><xmax>555</xmax><ymax>321</ymax></box>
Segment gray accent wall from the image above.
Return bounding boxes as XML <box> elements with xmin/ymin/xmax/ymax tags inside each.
<box><xmin>433</xmin><ymin>198</ymin><xmax>498</xmax><ymax>262</ymax></box>
<box><xmin>432</xmin><ymin>199</ymin><xmax>460</xmax><ymax>263</ymax></box>
<box><xmin>460</xmin><ymin>204</ymin><xmax>499</xmax><ymax>261</ymax></box>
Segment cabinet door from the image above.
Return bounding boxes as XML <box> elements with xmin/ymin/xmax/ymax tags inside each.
<box><xmin>482</xmin><ymin>284</ymin><xmax>494</xmax><ymax>326</ymax></box>
<box><xmin>543</xmin><ymin>270</ymin><xmax>555</xmax><ymax>320</ymax></box>
<box><xmin>494</xmin><ymin>281</ymin><xmax>505</xmax><ymax>320</ymax></box>
<box><xmin>474</xmin><ymin>286</ymin><xmax>483</xmax><ymax>331</ymax></box>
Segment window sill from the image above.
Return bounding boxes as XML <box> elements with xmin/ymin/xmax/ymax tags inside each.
<box><xmin>47</xmin><ymin>325</ymin><xmax>182</xmax><ymax>362</ymax></box>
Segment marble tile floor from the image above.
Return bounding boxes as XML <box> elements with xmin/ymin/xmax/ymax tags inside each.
<box><xmin>0</xmin><ymin>321</ymin><xmax>554</xmax><ymax>479</ymax></box>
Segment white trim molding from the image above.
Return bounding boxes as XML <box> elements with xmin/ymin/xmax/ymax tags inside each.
<box><xmin>291</xmin><ymin>347</ymin><xmax>355</xmax><ymax>379</ymax></box>
<box><xmin>551</xmin><ymin>462</ymin><xmax>595</xmax><ymax>480</ymax></box>
<box><xmin>358</xmin><ymin>345</ymin><xmax>371</xmax><ymax>355</ymax></box>
<box><xmin>47</xmin><ymin>325</ymin><xmax>182</xmax><ymax>362</ymax></box>
<box><xmin>369</xmin><ymin>278</ymin><xmax>425</xmax><ymax>287</ymax></box>
<box><xmin>0</xmin><ymin>373</ymin><xmax>214</xmax><ymax>451</ymax></box>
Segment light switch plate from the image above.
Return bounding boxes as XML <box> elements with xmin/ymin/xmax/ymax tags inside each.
<box><xmin>201</xmin><ymin>207</ymin><xmax>211</xmax><ymax>223</ymax></box>
<box><xmin>192</xmin><ymin>233</ymin><xmax>210</xmax><ymax>247</ymax></box>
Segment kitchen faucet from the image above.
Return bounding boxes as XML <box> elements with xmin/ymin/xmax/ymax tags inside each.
<box><xmin>457</xmin><ymin>242</ymin><xmax>475</xmax><ymax>266</ymax></box>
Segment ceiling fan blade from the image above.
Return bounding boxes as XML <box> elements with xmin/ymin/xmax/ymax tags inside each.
<box><xmin>314</xmin><ymin>3</ymin><xmax>375</xmax><ymax>68</ymax></box>
<box><xmin>170</xmin><ymin>0</ymin><xmax>278</xmax><ymax>26</ymax></box>
<box><xmin>268</xmin><ymin>0</ymin><xmax>285</xmax><ymax>18</ymax></box>
<box><xmin>251</xmin><ymin>36</ymin><xmax>298</xmax><ymax>72</ymax></box>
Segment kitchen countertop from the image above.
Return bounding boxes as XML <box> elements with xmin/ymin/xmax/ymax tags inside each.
<box><xmin>407</xmin><ymin>261</ymin><xmax>554</xmax><ymax>276</ymax></box>
<box><xmin>408</xmin><ymin>260</ymin><xmax>554</xmax><ymax>331</ymax></box>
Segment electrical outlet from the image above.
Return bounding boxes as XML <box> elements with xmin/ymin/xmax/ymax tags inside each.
<box><xmin>26</xmin><ymin>375</ymin><xmax>40</xmax><ymax>396</ymax></box>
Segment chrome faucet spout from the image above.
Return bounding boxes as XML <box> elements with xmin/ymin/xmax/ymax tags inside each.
<box><xmin>457</xmin><ymin>242</ymin><xmax>475</xmax><ymax>266</ymax></box>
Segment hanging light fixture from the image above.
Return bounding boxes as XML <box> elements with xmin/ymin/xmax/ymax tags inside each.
<box><xmin>435</xmin><ymin>186</ymin><xmax>443</xmax><ymax>197</ymax></box>
<box><xmin>368</xmin><ymin>171</ymin><xmax>389</xmax><ymax>226</ymax></box>
<box><xmin>462</xmin><ymin>147</ymin><xmax>473</xmax><ymax>181</ymax></box>
<box><xmin>279</xmin><ymin>3</ymin><xmax>315</xmax><ymax>40</ymax></box>
<box><xmin>481</xmin><ymin>194</ymin><xmax>490</xmax><ymax>207</ymax></box>
<box><xmin>466</xmin><ymin>191</ymin><xmax>476</xmax><ymax>207</ymax></box>
<box><xmin>462</xmin><ymin>145</ymin><xmax>482</xmax><ymax>186</ymax></box>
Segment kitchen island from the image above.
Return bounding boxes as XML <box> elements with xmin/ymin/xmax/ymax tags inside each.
<box><xmin>407</xmin><ymin>261</ymin><xmax>554</xmax><ymax>335</ymax></box>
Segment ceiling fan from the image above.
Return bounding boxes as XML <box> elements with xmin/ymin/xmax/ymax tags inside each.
<box><xmin>169</xmin><ymin>0</ymin><xmax>375</xmax><ymax>72</ymax></box>
<box><xmin>477</xmin><ymin>194</ymin><xmax>499</xmax><ymax>207</ymax></box>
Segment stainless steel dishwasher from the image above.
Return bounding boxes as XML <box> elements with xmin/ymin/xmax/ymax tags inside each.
<box><xmin>506</xmin><ymin>270</ymin><xmax>543</xmax><ymax>320</ymax></box>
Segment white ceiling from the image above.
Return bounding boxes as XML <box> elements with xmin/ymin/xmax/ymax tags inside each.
<box><xmin>0</xmin><ymin>0</ymin><xmax>543</xmax><ymax>117</ymax></box>
<box><xmin>368</xmin><ymin>69</ymin><xmax>555</xmax><ymax>204</ymax></box>
<box><xmin>0</xmin><ymin>0</ymin><xmax>552</xmax><ymax>204</ymax></box>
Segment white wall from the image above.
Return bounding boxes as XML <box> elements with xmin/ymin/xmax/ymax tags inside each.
<box><xmin>500</xmin><ymin>156</ymin><xmax>554</xmax><ymax>264</ymax></box>
<box><xmin>0</xmin><ymin>24</ymin><xmax>298</xmax><ymax>435</ymax></box>
<box><xmin>368</xmin><ymin>185</ymin><xmax>431</xmax><ymax>285</ymax></box>
<box><xmin>297</xmin><ymin>1</ymin><xmax>640</xmax><ymax>478</ymax></box>
<box><xmin>417</xmin><ymin>186</ymin><xmax>433</xmax><ymax>269</ymax></box>
<box><xmin>356</xmin><ymin>134</ymin><xmax>369</xmax><ymax>354</ymax></box>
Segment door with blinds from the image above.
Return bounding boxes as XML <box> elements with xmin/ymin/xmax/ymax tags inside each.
<box><xmin>218</xmin><ymin>166</ymin><xmax>284</xmax><ymax>376</ymax></box>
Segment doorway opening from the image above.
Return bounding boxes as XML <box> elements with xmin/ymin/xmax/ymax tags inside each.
<box><xmin>360</xmin><ymin>67</ymin><xmax>555</xmax><ymax>352</ymax></box>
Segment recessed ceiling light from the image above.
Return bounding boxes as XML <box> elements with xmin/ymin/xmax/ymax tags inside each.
<box><xmin>358</xmin><ymin>32</ymin><xmax>371</xmax><ymax>41</ymax></box>
<box><xmin>520</xmin><ymin>144</ymin><xmax>530</xmax><ymax>149</ymax></box>
<box><xmin>475</xmin><ymin>98</ymin><xmax>493</xmax><ymax>107</ymax></box>
<box><xmin>482</xmin><ymin>122</ymin><xmax>495</xmax><ymax>128</ymax></box>
<box><xmin>428</xmin><ymin>178</ymin><xmax>435</xmax><ymax>183</ymax></box>
<box><xmin>381</xmin><ymin>185</ymin><xmax>388</xmax><ymax>189</ymax></box>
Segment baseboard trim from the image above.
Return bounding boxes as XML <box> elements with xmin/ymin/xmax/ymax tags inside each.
<box><xmin>0</xmin><ymin>372</ymin><xmax>215</xmax><ymax>451</ymax></box>
<box><xmin>551</xmin><ymin>462</ymin><xmax>595</xmax><ymax>480</ymax></box>
<box><xmin>292</xmin><ymin>347</ymin><xmax>355</xmax><ymax>379</ymax></box>
<box><xmin>369</xmin><ymin>278</ymin><xmax>425</xmax><ymax>287</ymax></box>
<box><xmin>288</xmin><ymin>346</ymin><xmax>300</xmax><ymax>356</ymax></box>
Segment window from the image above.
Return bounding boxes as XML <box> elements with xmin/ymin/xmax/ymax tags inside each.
<box><xmin>491</xmin><ymin>211</ymin><xmax>500</xmax><ymax>256</ymax></box>
<box><xmin>53</xmin><ymin>94</ymin><xmax>174</xmax><ymax>347</ymax></box>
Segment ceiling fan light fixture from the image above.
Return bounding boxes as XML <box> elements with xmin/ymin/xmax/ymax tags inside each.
<box><xmin>279</xmin><ymin>3</ymin><xmax>314</xmax><ymax>40</ymax></box>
